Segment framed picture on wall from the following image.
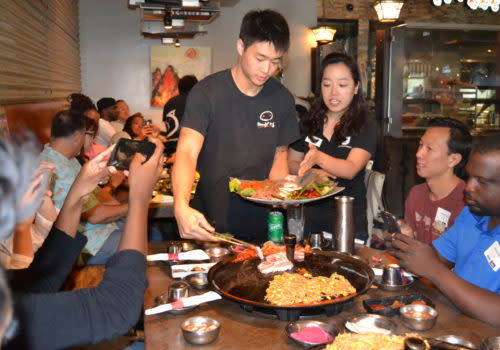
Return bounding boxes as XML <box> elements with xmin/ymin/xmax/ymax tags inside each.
<box><xmin>150</xmin><ymin>46</ymin><xmax>211</xmax><ymax>107</ymax></box>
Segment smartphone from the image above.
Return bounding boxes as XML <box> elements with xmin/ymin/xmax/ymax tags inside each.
<box><xmin>107</xmin><ymin>138</ymin><xmax>156</xmax><ymax>170</ymax></box>
<box><xmin>380</xmin><ymin>211</ymin><xmax>401</xmax><ymax>234</ymax></box>
<box><xmin>145</xmin><ymin>119</ymin><xmax>152</xmax><ymax>126</ymax></box>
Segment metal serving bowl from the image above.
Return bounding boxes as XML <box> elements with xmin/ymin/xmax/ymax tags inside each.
<box><xmin>205</xmin><ymin>247</ymin><xmax>230</xmax><ymax>262</ymax></box>
<box><xmin>285</xmin><ymin>320</ymin><xmax>338</xmax><ymax>347</ymax></box>
<box><xmin>480</xmin><ymin>336</ymin><xmax>500</xmax><ymax>350</ymax></box>
<box><xmin>400</xmin><ymin>304</ymin><xmax>438</xmax><ymax>331</ymax></box>
<box><xmin>184</xmin><ymin>272</ymin><xmax>209</xmax><ymax>290</ymax></box>
<box><xmin>436</xmin><ymin>335</ymin><xmax>477</xmax><ymax>349</ymax></box>
<box><xmin>181</xmin><ymin>316</ymin><xmax>221</xmax><ymax>345</ymax></box>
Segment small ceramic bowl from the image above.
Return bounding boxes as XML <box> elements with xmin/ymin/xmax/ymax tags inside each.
<box><xmin>181</xmin><ymin>316</ymin><xmax>221</xmax><ymax>345</ymax></box>
<box><xmin>285</xmin><ymin>320</ymin><xmax>338</xmax><ymax>347</ymax></box>
<box><xmin>400</xmin><ymin>304</ymin><xmax>438</xmax><ymax>331</ymax></box>
<box><xmin>205</xmin><ymin>247</ymin><xmax>230</xmax><ymax>262</ymax></box>
<box><xmin>184</xmin><ymin>272</ymin><xmax>209</xmax><ymax>290</ymax></box>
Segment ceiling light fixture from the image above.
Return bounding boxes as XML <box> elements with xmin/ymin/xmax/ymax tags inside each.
<box><xmin>163</xmin><ymin>10</ymin><xmax>172</xmax><ymax>29</ymax></box>
<box><xmin>433</xmin><ymin>0</ymin><xmax>499</xmax><ymax>11</ymax></box>
<box><xmin>373</xmin><ymin>0</ymin><xmax>404</xmax><ymax>22</ymax></box>
<box><xmin>175</xmin><ymin>37</ymin><xmax>180</xmax><ymax>47</ymax></box>
<box><xmin>311</xmin><ymin>26</ymin><xmax>336</xmax><ymax>45</ymax></box>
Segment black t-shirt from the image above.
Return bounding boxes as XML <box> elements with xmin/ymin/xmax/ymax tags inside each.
<box><xmin>163</xmin><ymin>93</ymin><xmax>188</xmax><ymax>155</ymax></box>
<box><xmin>290</xmin><ymin>120</ymin><xmax>378</xmax><ymax>241</ymax></box>
<box><xmin>182</xmin><ymin>69</ymin><xmax>300</xmax><ymax>240</ymax></box>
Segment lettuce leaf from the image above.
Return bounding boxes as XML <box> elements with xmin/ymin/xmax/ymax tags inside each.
<box><xmin>239</xmin><ymin>188</ymin><xmax>257</xmax><ymax>197</ymax></box>
<box><xmin>229</xmin><ymin>178</ymin><xmax>241</xmax><ymax>192</ymax></box>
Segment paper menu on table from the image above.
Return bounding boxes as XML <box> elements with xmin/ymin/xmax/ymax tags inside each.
<box><xmin>171</xmin><ymin>263</ymin><xmax>216</xmax><ymax>278</ymax></box>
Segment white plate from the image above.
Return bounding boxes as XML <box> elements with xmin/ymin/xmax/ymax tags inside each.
<box><xmin>239</xmin><ymin>187</ymin><xmax>344</xmax><ymax>206</ymax></box>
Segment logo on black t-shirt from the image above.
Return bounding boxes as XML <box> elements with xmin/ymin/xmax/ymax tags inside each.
<box><xmin>257</xmin><ymin>110</ymin><xmax>275</xmax><ymax>128</ymax></box>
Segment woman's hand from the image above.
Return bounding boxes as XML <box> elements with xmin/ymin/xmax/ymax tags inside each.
<box><xmin>143</xmin><ymin>123</ymin><xmax>160</xmax><ymax>139</ymax></box>
<box><xmin>298</xmin><ymin>144</ymin><xmax>321</xmax><ymax>176</ymax></box>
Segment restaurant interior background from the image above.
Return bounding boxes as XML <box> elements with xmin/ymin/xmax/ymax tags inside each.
<box><xmin>0</xmin><ymin>0</ymin><xmax>499</xmax><ymax>217</ymax></box>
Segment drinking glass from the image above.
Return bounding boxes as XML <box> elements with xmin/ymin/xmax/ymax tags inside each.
<box><xmin>287</xmin><ymin>205</ymin><xmax>305</xmax><ymax>242</ymax></box>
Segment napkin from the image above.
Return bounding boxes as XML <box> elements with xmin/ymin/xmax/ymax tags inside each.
<box><xmin>147</xmin><ymin>249</ymin><xmax>209</xmax><ymax>261</ymax></box>
<box><xmin>144</xmin><ymin>291</ymin><xmax>221</xmax><ymax>316</ymax></box>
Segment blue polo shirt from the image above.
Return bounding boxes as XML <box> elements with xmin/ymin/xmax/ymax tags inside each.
<box><xmin>433</xmin><ymin>206</ymin><xmax>500</xmax><ymax>293</ymax></box>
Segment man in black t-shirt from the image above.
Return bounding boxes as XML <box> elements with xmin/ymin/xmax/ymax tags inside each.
<box><xmin>171</xmin><ymin>10</ymin><xmax>300</xmax><ymax>241</ymax></box>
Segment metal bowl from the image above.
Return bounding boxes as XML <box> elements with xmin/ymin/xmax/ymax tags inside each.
<box><xmin>345</xmin><ymin>314</ymin><xmax>397</xmax><ymax>335</ymax></box>
<box><xmin>400</xmin><ymin>304</ymin><xmax>438</xmax><ymax>331</ymax></box>
<box><xmin>480</xmin><ymin>336</ymin><xmax>500</xmax><ymax>350</ymax></box>
<box><xmin>205</xmin><ymin>247</ymin><xmax>230</xmax><ymax>262</ymax></box>
<box><xmin>181</xmin><ymin>316</ymin><xmax>221</xmax><ymax>345</ymax></box>
<box><xmin>373</xmin><ymin>275</ymin><xmax>415</xmax><ymax>292</ymax></box>
<box><xmin>285</xmin><ymin>320</ymin><xmax>338</xmax><ymax>347</ymax></box>
<box><xmin>436</xmin><ymin>335</ymin><xmax>477</xmax><ymax>349</ymax></box>
<box><xmin>181</xmin><ymin>241</ymin><xmax>199</xmax><ymax>252</ymax></box>
<box><xmin>184</xmin><ymin>272</ymin><xmax>209</xmax><ymax>290</ymax></box>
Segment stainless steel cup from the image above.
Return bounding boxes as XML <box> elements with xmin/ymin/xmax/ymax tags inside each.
<box><xmin>308</xmin><ymin>232</ymin><xmax>325</xmax><ymax>250</ymax></box>
<box><xmin>333</xmin><ymin>196</ymin><xmax>355</xmax><ymax>254</ymax></box>
<box><xmin>381</xmin><ymin>264</ymin><xmax>403</xmax><ymax>286</ymax></box>
<box><xmin>168</xmin><ymin>244</ymin><xmax>181</xmax><ymax>254</ymax></box>
<box><xmin>168</xmin><ymin>281</ymin><xmax>189</xmax><ymax>302</ymax></box>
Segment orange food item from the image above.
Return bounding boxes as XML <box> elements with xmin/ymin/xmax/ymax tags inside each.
<box><xmin>390</xmin><ymin>300</ymin><xmax>405</xmax><ymax>308</ymax></box>
<box><xmin>185</xmin><ymin>322</ymin><xmax>217</xmax><ymax>332</ymax></box>
<box><xmin>411</xmin><ymin>300</ymin><xmax>427</xmax><ymax>306</ymax></box>
<box><xmin>404</xmin><ymin>311</ymin><xmax>433</xmax><ymax>319</ymax></box>
<box><xmin>232</xmin><ymin>241</ymin><xmax>310</xmax><ymax>263</ymax></box>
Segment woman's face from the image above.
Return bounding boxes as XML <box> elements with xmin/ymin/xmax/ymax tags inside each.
<box><xmin>83</xmin><ymin>129</ymin><xmax>96</xmax><ymax>153</ymax></box>
<box><xmin>131</xmin><ymin>116</ymin><xmax>145</xmax><ymax>138</ymax></box>
<box><xmin>321</xmin><ymin>63</ymin><xmax>359</xmax><ymax>120</ymax></box>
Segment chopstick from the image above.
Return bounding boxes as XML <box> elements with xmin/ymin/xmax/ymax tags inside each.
<box><xmin>212</xmin><ymin>233</ymin><xmax>264</xmax><ymax>260</ymax></box>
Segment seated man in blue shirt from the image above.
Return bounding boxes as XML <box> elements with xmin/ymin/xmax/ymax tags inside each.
<box><xmin>392</xmin><ymin>133</ymin><xmax>500</xmax><ymax>328</ymax></box>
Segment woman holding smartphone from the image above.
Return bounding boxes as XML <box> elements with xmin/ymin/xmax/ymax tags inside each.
<box><xmin>111</xmin><ymin>113</ymin><xmax>159</xmax><ymax>144</ymax></box>
<box><xmin>288</xmin><ymin>53</ymin><xmax>378</xmax><ymax>242</ymax></box>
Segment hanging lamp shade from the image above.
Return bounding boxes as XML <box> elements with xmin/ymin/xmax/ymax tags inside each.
<box><xmin>373</xmin><ymin>0</ymin><xmax>404</xmax><ymax>22</ymax></box>
<box><xmin>311</xmin><ymin>26</ymin><xmax>336</xmax><ymax>44</ymax></box>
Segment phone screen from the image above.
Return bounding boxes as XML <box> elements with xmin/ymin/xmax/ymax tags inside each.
<box><xmin>107</xmin><ymin>138</ymin><xmax>156</xmax><ymax>170</ymax></box>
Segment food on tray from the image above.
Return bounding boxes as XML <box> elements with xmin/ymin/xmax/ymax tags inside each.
<box><xmin>184</xmin><ymin>322</ymin><xmax>218</xmax><ymax>332</ymax></box>
<box><xmin>369</xmin><ymin>304</ymin><xmax>386</xmax><ymax>311</ymax></box>
<box><xmin>193</xmin><ymin>266</ymin><xmax>207</xmax><ymax>271</ymax></box>
<box><xmin>324</xmin><ymin>333</ymin><xmax>426</xmax><ymax>350</ymax></box>
<box><xmin>290</xmin><ymin>326</ymin><xmax>334</xmax><ymax>344</ymax></box>
<box><xmin>257</xmin><ymin>252</ymin><xmax>293</xmax><ymax>274</ymax></box>
<box><xmin>410</xmin><ymin>300</ymin><xmax>427</xmax><ymax>306</ymax></box>
<box><xmin>232</xmin><ymin>241</ymin><xmax>310</xmax><ymax>263</ymax></box>
<box><xmin>390</xmin><ymin>300</ymin><xmax>405</xmax><ymax>308</ymax></box>
<box><xmin>265</xmin><ymin>272</ymin><xmax>355</xmax><ymax>306</ymax></box>
<box><xmin>403</xmin><ymin>311</ymin><xmax>433</xmax><ymax>319</ymax></box>
<box><xmin>229</xmin><ymin>175</ymin><xmax>337</xmax><ymax>201</ymax></box>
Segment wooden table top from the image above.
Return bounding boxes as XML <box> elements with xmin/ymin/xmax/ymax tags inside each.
<box><xmin>143</xmin><ymin>242</ymin><xmax>500</xmax><ymax>350</ymax></box>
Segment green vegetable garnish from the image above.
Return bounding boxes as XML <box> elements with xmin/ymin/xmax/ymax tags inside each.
<box><xmin>229</xmin><ymin>178</ymin><xmax>241</xmax><ymax>192</ymax></box>
<box><xmin>239</xmin><ymin>188</ymin><xmax>257</xmax><ymax>197</ymax></box>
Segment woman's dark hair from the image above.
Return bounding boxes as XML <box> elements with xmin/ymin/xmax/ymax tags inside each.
<box><xmin>69</xmin><ymin>93</ymin><xmax>97</xmax><ymax>114</ymax></box>
<box><xmin>123</xmin><ymin>113</ymin><xmax>144</xmax><ymax>139</ymax></box>
<box><xmin>51</xmin><ymin>110</ymin><xmax>85</xmax><ymax>139</ymax></box>
<box><xmin>239</xmin><ymin>9</ymin><xmax>290</xmax><ymax>53</ymax></box>
<box><xmin>428</xmin><ymin>117</ymin><xmax>472</xmax><ymax>174</ymax></box>
<box><xmin>301</xmin><ymin>53</ymin><xmax>370</xmax><ymax>143</ymax></box>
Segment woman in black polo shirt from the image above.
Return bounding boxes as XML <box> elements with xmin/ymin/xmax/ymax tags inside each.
<box><xmin>289</xmin><ymin>53</ymin><xmax>377</xmax><ymax>242</ymax></box>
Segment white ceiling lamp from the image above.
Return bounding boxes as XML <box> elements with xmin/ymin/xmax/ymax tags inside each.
<box><xmin>161</xmin><ymin>37</ymin><xmax>174</xmax><ymax>45</ymax></box>
<box><xmin>163</xmin><ymin>11</ymin><xmax>172</xmax><ymax>29</ymax></box>
<box><xmin>175</xmin><ymin>37</ymin><xmax>181</xmax><ymax>47</ymax></box>
<box><xmin>432</xmin><ymin>0</ymin><xmax>498</xmax><ymax>11</ymax></box>
<box><xmin>373</xmin><ymin>0</ymin><xmax>404</xmax><ymax>22</ymax></box>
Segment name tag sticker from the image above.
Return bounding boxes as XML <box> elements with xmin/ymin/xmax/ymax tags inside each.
<box><xmin>305</xmin><ymin>136</ymin><xmax>322</xmax><ymax>148</ymax></box>
<box><xmin>484</xmin><ymin>241</ymin><xmax>500</xmax><ymax>272</ymax></box>
<box><xmin>435</xmin><ymin>207</ymin><xmax>451</xmax><ymax>227</ymax></box>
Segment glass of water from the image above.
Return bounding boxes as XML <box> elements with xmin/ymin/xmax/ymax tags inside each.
<box><xmin>287</xmin><ymin>205</ymin><xmax>305</xmax><ymax>242</ymax></box>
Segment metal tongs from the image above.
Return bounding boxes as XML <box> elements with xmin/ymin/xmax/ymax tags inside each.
<box><xmin>212</xmin><ymin>232</ymin><xmax>264</xmax><ymax>260</ymax></box>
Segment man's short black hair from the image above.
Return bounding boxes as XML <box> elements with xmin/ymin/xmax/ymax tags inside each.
<box><xmin>51</xmin><ymin>110</ymin><xmax>85</xmax><ymax>139</ymax></box>
<box><xmin>178</xmin><ymin>75</ymin><xmax>198</xmax><ymax>94</ymax></box>
<box><xmin>472</xmin><ymin>132</ymin><xmax>500</xmax><ymax>155</ymax></box>
<box><xmin>239</xmin><ymin>9</ymin><xmax>290</xmax><ymax>53</ymax></box>
<box><xmin>428</xmin><ymin>117</ymin><xmax>472</xmax><ymax>175</ymax></box>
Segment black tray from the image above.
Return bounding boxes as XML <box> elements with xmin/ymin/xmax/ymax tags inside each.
<box><xmin>362</xmin><ymin>293</ymin><xmax>435</xmax><ymax>317</ymax></box>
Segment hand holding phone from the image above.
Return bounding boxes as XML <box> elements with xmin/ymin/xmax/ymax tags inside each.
<box><xmin>380</xmin><ymin>210</ymin><xmax>401</xmax><ymax>234</ymax></box>
<box><xmin>107</xmin><ymin>138</ymin><xmax>156</xmax><ymax>171</ymax></box>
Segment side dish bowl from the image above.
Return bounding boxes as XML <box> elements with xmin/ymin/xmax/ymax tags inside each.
<box><xmin>181</xmin><ymin>316</ymin><xmax>221</xmax><ymax>345</ymax></box>
<box><xmin>400</xmin><ymin>304</ymin><xmax>438</xmax><ymax>331</ymax></box>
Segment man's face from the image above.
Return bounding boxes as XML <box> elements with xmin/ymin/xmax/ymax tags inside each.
<box><xmin>237</xmin><ymin>40</ymin><xmax>283</xmax><ymax>89</ymax></box>
<box><xmin>115</xmin><ymin>101</ymin><xmax>130</xmax><ymax>122</ymax></box>
<box><xmin>465</xmin><ymin>151</ymin><xmax>500</xmax><ymax>217</ymax></box>
<box><xmin>415</xmin><ymin>127</ymin><xmax>457</xmax><ymax>179</ymax></box>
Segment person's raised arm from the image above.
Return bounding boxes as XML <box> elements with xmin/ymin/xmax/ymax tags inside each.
<box><xmin>117</xmin><ymin>138</ymin><xmax>164</xmax><ymax>254</ymax></box>
<box><xmin>298</xmin><ymin>144</ymin><xmax>371</xmax><ymax>179</ymax></box>
<box><xmin>55</xmin><ymin>147</ymin><xmax>115</xmax><ymax>237</ymax></box>
<box><xmin>391</xmin><ymin>234</ymin><xmax>500</xmax><ymax>327</ymax></box>
<box><xmin>287</xmin><ymin>148</ymin><xmax>304</xmax><ymax>175</ymax></box>
<box><xmin>172</xmin><ymin>127</ymin><xmax>216</xmax><ymax>240</ymax></box>
<box><xmin>269</xmin><ymin>146</ymin><xmax>290</xmax><ymax>181</ymax></box>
